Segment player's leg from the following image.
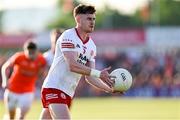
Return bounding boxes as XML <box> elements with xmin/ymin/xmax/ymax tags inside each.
<box><xmin>4</xmin><ymin>89</ymin><xmax>17</xmax><ymax>119</ymax></box>
<box><xmin>40</xmin><ymin>88</ymin><xmax>72</xmax><ymax>119</ymax></box>
<box><xmin>6</xmin><ymin>109</ymin><xmax>16</xmax><ymax>120</ymax></box>
<box><xmin>17</xmin><ymin>92</ymin><xmax>34</xmax><ymax>119</ymax></box>
<box><xmin>49</xmin><ymin>103</ymin><xmax>70</xmax><ymax>120</ymax></box>
<box><xmin>39</xmin><ymin>108</ymin><xmax>52</xmax><ymax>120</ymax></box>
<box><xmin>18</xmin><ymin>106</ymin><xmax>30</xmax><ymax>120</ymax></box>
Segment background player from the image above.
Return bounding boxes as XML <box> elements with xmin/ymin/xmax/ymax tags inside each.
<box><xmin>41</xmin><ymin>29</ymin><xmax>64</xmax><ymax>86</ymax></box>
<box><xmin>43</xmin><ymin>28</ymin><xmax>64</xmax><ymax>67</ymax></box>
<box><xmin>1</xmin><ymin>41</ymin><xmax>46</xmax><ymax>120</ymax></box>
<box><xmin>40</xmin><ymin>4</ymin><xmax>115</xmax><ymax>120</ymax></box>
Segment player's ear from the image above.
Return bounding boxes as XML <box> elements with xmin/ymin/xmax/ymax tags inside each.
<box><xmin>75</xmin><ymin>15</ymin><xmax>81</xmax><ymax>23</ymax></box>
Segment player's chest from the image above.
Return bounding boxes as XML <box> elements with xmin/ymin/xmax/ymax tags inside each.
<box><xmin>17</xmin><ymin>59</ymin><xmax>40</xmax><ymax>70</ymax></box>
<box><xmin>76</xmin><ymin>43</ymin><xmax>94</xmax><ymax>65</ymax></box>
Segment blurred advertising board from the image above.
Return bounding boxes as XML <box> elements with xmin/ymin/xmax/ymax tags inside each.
<box><xmin>92</xmin><ymin>29</ymin><xmax>145</xmax><ymax>47</ymax></box>
<box><xmin>0</xmin><ymin>33</ymin><xmax>33</xmax><ymax>48</ymax></box>
<box><xmin>146</xmin><ymin>27</ymin><xmax>180</xmax><ymax>50</ymax></box>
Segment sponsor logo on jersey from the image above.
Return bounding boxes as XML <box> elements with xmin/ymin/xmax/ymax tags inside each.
<box><xmin>60</xmin><ymin>93</ymin><xmax>66</xmax><ymax>99</ymax></box>
<box><xmin>83</xmin><ymin>46</ymin><xmax>87</xmax><ymax>54</ymax></box>
<box><xmin>83</xmin><ymin>46</ymin><xmax>87</xmax><ymax>49</ymax></box>
<box><xmin>76</xmin><ymin>44</ymin><xmax>80</xmax><ymax>48</ymax></box>
<box><xmin>45</xmin><ymin>93</ymin><xmax>58</xmax><ymax>100</ymax></box>
<box><xmin>79</xmin><ymin>53</ymin><xmax>88</xmax><ymax>62</ymax></box>
<box><xmin>77</xmin><ymin>53</ymin><xmax>88</xmax><ymax>65</ymax></box>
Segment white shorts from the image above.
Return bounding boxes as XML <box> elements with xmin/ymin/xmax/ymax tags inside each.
<box><xmin>4</xmin><ymin>90</ymin><xmax>34</xmax><ymax>110</ymax></box>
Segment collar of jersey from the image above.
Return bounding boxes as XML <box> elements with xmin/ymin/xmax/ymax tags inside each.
<box><xmin>75</xmin><ymin>28</ymin><xmax>89</xmax><ymax>44</ymax></box>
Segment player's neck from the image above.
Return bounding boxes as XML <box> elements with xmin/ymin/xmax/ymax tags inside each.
<box><xmin>75</xmin><ymin>27</ymin><xmax>89</xmax><ymax>42</ymax></box>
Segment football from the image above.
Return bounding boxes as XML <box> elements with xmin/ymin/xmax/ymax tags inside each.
<box><xmin>110</xmin><ymin>68</ymin><xmax>133</xmax><ymax>92</ymax></box>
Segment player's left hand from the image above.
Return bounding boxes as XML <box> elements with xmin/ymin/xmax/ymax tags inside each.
<box><xmin>109</xmin><ymin>75</ymin><xmax>116</xmax><ymax>85</ymax></box>
<box><xmin>110</xmin><ymin>77</ymin><xmax>125</xmax><ymax>95</ymax></box>
<box><xmin>100</xmin><ymin>66</ymin><xmax>114</xmax><ymax>87</ymax></box>
<box><xmin>109</xmin><ymin>75</ymin><xmax>124</xmax><ymax>95</ymax></box>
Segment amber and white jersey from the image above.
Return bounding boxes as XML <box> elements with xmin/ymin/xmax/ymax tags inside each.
<box><xmin>42</xmin><ymin>28</ymin><xmax>96</xmax><ymax>97</ymax></box>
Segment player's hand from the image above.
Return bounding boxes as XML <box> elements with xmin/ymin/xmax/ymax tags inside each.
<box><xmin>106</xmin><ymin>88</ymin><xmax>125</xmax><ymax>95</ymax></box>
<box><xmin>112</xmin><ymin>90</ymin><xmax>125</xmax><ymax>95</ymax></box>
<box><xmin>110</xmin><ymin>77</ymin><xmax>125</xmax><ymax>95</ymax></box>
<box><xmin>109</xmin><ymin>75</ymin><xmax>116</xmax><ymax>85</ymax></box>
<box><xmin>1</xmin><ymin>82</ymin><xmax>8</xmax><ymax>89</ymax></box>
<box><xmin>100</xmin><ymin>66</ymin><xmax>114</xmax><ymax>88</ymax></box>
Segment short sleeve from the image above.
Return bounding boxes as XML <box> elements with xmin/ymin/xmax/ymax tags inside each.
<box><xmin>59</xmin><ymin>31</ymin><xmax>78</xmax><ymax>52</ymax></box>
<box><xmin>8</xmin><ymin>53</ymin><xmax>21</xmax><ymax>65</ymax></box>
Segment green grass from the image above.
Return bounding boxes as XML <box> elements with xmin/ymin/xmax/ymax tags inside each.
<box><xmin>0</xmin><ymin>97</ymin><xmax>180</xmax><ymax>120</ymax></box>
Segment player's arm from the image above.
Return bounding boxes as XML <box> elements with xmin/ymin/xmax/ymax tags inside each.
<box><xmin>84</xmin><ymin>61</ymin><xmax>113</xmax><ymax>93</ymax></box>
<box><xmin>63</xmin><ymin>51</ymin><xmax>90</xmax><ymax>75</ymax></box>
<box><xmin>38</xmin><ymin>66</ymin><xmax>47</xmax><ymax>77</ymax></box>
<box><xmin>42</xmin><ymin>52</ymin><xmax>51</xmax><ymax>77</ymax></box>
<box><xmin>37</xmin><ymin>54</ymin><xmax>48</xmax><ymax>79</ymax></box>
<box><xmin>63</xmin><ymin>51</ymin><xmax>114</xmax><ymax>87</ymax></box>
<box><xmin>1</xmin><ymin>60</ymin><xmax>13</xmax><ymax>88</ymax></box>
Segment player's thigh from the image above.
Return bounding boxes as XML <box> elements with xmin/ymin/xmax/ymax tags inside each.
<box><xmin>49</xmin><ymin>103</ymin><xmax>70</xmax><ymax>119</ymax></box>
<box><xmin>41</xmin><ymin>88</ymin><xmax>72</xmax><ymax>109</ymax></box>
<box><xmin>18</xmin><ymin>92</ymin><xmax>34</xmax><ymax>111</ymax></box>
<box><xmin>4</xmin><ymin>89</ymin><xmax>17</xmax><ymax>110</ymax></box>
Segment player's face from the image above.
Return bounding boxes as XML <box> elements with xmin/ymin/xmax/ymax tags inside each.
<box><xmin>24</xmin><ymin>49</ymin><xmax>38</xmax><ymax>60</ymax></box>
<box><xmin>80</xmin><ymin>14</ymin><xmax>96</xmax><ymax>33</ymax></box>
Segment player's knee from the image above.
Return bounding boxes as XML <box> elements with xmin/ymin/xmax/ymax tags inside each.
<box><xmin>49</xmin><ymin>104</ymin><xmax>70</xmax><ymax>119</ymax></box>
<box><xmin>39</xmin><ymin>109</ymin><xmax>52</xmax><ymax>120</ymax></box>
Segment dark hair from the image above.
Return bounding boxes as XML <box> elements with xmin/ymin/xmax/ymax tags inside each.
<box><xmin>73</xmin><ymin>4</ymin><xmax>96</xmax><ymax>17</ymax></box>
<box><xmin>24</xmin><ymin>41</ymin><xmax>37</xmax><ymax>50</ymax></box>
<box><xmin>51</xmin><ymin>28</ymin><xmax>64</xmax><ymax>41</ymax></box>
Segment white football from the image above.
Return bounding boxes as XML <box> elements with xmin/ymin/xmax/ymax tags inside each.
<box><xmin>110</xmin><ymin>68</ymin><xmax>133</xmax><ymax>92</ymax></box>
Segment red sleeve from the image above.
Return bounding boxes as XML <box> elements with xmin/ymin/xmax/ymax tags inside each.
<box><xmin>8</xmin><ymin>53</ymin><xmax>21</xmax><ymax>65</ymax></box>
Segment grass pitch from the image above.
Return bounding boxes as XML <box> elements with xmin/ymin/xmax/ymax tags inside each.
<box><xmin>0</xmin><ymin>97</ymin><xmax>180</xmax><ymax>120</ymax></box>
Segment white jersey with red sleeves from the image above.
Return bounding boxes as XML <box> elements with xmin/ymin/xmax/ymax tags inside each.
<box><xmin>42</xmin><ymin>28</ymin><xmax>96</xmax><ymax>97</ymax></box>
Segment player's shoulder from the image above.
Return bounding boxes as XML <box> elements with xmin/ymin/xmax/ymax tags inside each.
<box><xmin>63</xmin><ymin>28</ymin><xmax>75</xmax><ymax>35</ymax></box>
<box><xmin>89</xmin><ymin>37</ymin><xmax>96</xmax><ymax>48</ymax></box>
<box><xmin>43</xmin><ymin>50</ymin><xmax>52</xmax><ymax>57</ymax></box>
<box><xmin>58</xmin><ymin>28</ymin><xmax>76</xmax><ymax>43</ymax></box>
<box><xmin>60</xmin><ymin>28</ymin><xmax>75</xmax><ymax>38</ymax></box>
<box><xmin>35</xmin><ymin>53</ymin><xmax>47</xmax><ymax>66</ymax></box>
<box><xmin>9</xmin><ymin>52</ymin><xmax>26</xmax><ymax>63</ymax></box>
<box><xmin>38</xmin><ymin>52</ymin><xmax>46</xmax><ymax>59</ymax></box>
<box><xmin>13</xmin><ymin>51</ymin><xmax>25</xmax><ymax>58</ymax></box>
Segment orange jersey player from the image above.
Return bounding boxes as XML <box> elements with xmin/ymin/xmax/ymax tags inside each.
<box><xmin>1</xmin><ymin>41</ymin><xmax>46</xmax><ymax>120</ymax></box>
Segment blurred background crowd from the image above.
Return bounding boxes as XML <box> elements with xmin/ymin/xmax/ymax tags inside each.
<box><xmin>1</xmin><ymin>48</ymin><xmax>180</xmax><ymax>98</ymax></box>
<box><xmin>0</xmin><ymin>0</ymin><xmax>180</xmax><ymax>98</ymax></box>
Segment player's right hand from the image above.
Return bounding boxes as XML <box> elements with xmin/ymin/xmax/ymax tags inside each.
<box><xmin>100</xmin><ymin>66</ymin><xmax>114</xmax><ymax>88</ymax></box>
